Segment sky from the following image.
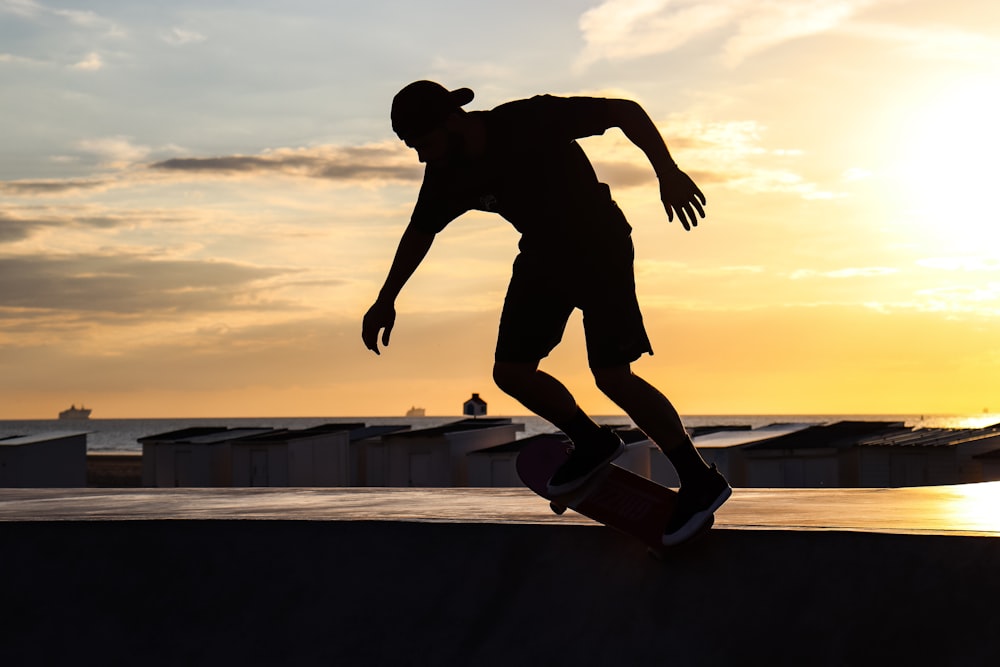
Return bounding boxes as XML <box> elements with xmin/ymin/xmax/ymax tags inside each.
<box><xmin>2</xmin><ymin>0</ymin><xmax>999</xmax><ymax>419</ymax></box>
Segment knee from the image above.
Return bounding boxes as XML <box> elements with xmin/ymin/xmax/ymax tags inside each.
<box><xmin>493</xmin><ymin>361</ymin><xmax>532</xmax><ymax>396</ymax></box>
<box><xmin>592</xmin><ymin>366</ymin><xmax>630</xmax><ymax>399</ymax></box>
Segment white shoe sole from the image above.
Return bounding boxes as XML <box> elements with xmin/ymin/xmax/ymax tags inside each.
<box><xmin>661</xmin><ymin>485</ymin><xmax>732</xmax><ymax>546</ymax></box>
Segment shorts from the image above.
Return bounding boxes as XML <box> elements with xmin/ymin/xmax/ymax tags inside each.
<box><xmin>494</xmin><ymin>232</ymin><xmax>653</xmax><ymax>368</ymax></box>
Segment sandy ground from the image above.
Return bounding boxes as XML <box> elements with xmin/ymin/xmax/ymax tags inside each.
<box><xmin>86</xmin><ymin>453</ymin><xmax>142</xmax><ymax>487</ymax></box>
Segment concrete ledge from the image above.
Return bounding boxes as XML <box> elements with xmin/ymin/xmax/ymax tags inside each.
<box><xmin>3</xmin><ymin>484</ymin><xmax>1000</xmax><ymax>535</ymax></box>
<box><xmin>3</xmin><ymin>519</ymin><xmax>998</xmax><ymax>665</ymax></box>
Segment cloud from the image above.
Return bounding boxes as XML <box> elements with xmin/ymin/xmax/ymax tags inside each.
<box><xmin>161</xmin><ymin>27</ymin><xmax>207</xmax><ymax>46</ymax></box>
<box><xmin>0</xmin><ymin>209</ymin><xmax>145</xmax><ymax>244</ymax></box>
<box><xmin>917</xmin><ymin>257</ymin><xmax>1000</xmax><ymax>272</ymax></box>
<box><xmin>0</xmin><ymin>52</ymin><xmax>44</xmax><ymax>66</ymax></box>
<box><xmin>0</xmin><ymin>141</ymin><xmax>421</xmax><ymax>199</ymax></box>
<box><xmin>150</xmin><ymin>143</ymin><xmax>422</xmax><ymax>183</ymax></box>
<box><xmin>1</xmin><ymin>122</ymin><xmax>818</xmax><ymax>204</ymax></box>
<box><xmin>844</xmin><ymin>21</ymin><xmax>1000</xmax><ymax>66</ymax></box>
<box><xmin>0</xmin><ymin>214</ymin><xmax>45</xmax><ymax>243</ymax></box>
<box><xmin>842</xmin><ymin>167</ymin><xmax>873</xmax><ymax>182</ymax></box>
<box><xmin>0</xmin><ymin>178</ymin><xmax>111</xmax><ymax>196</ymax></box>
<box><xmin>144</xmin><ymin>119</ymin><xmax>822</xmax><ymax>200</ymax></box>
<box><xmin>719</xmin><ymin>0</ymin><xmax>867</xmax><ymax>66</ymax></box>
<box><xmin>77</xmin><ymin>136</ymin><xmax>150</xmax><ymax>167</ymax></box>
<box><xmin>791</xmin><ymin>267</ymin><xmax>899</xmax><ymax>279</ymax></box>
<box><xmin>577</xmin><ymin>0</ymin><xmax>877</xmax><ymax>68</ymax></box>
<box><xmin>0</xmin><ymin>252</ymin><xmax>293</xmax><ymax>317</ymax></box>
<box><xmin>585</xmin><ymin>113</ymin><xmax>830</xmax><ymax>197</ymax></box>
<box><xmin>915</xmin><ymin>284</ymin><xmax>1000</xmax><ymax>309</ymax></box>
<box><xmin>2</xmin><ymin>0</ymin><xmax>123</xmax><ymax>34</ymax></box>
<box><xmin>70</xmin><ymin>51</ymin><xmax>103</xmax><ymax>71</ymax></box>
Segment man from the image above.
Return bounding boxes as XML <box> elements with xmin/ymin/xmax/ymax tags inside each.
<box><xmin>362</xmin><ymin>80</ymin><xmax>731</xmax><ymax>545</ymax></box>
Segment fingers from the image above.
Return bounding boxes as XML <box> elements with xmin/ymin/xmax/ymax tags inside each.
<box><xmin>691</xmin><ymin>195</ymin><xmax>706</xmax><ymax>219</ymax></box>
<box><xmin>679</xmin><ymin>211</ymin><xmax>692</xmax><ymax>231</ymax></box>
<box><xmin>363</xmin><ymin>323</ymin><xmax>392</xmax><ymax>355</ymax></box>
<box><xmin>362</xmin><ymin>327</ymin><xmax>381</xmax><ymax>355</ymax></box>
<box><xmin>667</xmin><ymin>201</ymin><xmax>700</xmax><ymax>231</ymax></box>
<box><xmin>666</xmin><ymin>193</ymin><xmax>707</xmax><ymax>232</ymax></box>
<box><xmin>362</xmin><ymin>317</ymin><xmax>385</xmax><ymax>355</ymax></box>
<box><xmin>661</xmin><ymin>171</ymin><xmax>707</xmax><ymax>231</ymax></box>
<box><xmin>691</xmin><ymin>183</ymin><xmax>707</xmax><ymax>207</ymax></box>
<box><xmin>362</xmin><ymin>302</ymin><xmax>396</xmax><ymax>355</ymax></box>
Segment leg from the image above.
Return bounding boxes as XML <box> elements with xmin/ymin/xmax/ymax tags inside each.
<box><xmin>593</xmin><ymin>364</ymin><xmax>718</xmax><ymax>484</ymax></box>
<box><xmin>493</xmin><ymin>253</ymin><xmax>607</xmax><ymax>443</ymax></box>
<box><xmin>494</xmin><ymin>360</ymin><xmax>623</xmax><ymax>494</ymax></box>
<box><xmin>590</xmin><ymin>364</ymin><xmax>690</xmax><ymax>454</ymax></box>
<box><xmin>493</xmin><ymin>250</ymin><xmax>624</xmax><ymax>494</ymax></box>
<box><xmin>493</xmin><ymin>358</ymin><xmax>616</xmax><ymax>448</ymax></box>
<box><xmin>593</xmin><ymin>364</ymin><xmax>731</xmax><ymax>545</ymax></box>
<box><xmin>492</xmin><ymin>360</ymin><xmax>578</xmax><ymax>427</ymax></box>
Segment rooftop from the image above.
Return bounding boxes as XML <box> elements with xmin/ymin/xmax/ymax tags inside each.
<box><xmin>741</xmin><ymin>420</ymin><xmax>908</xmax><ymax>451</ymax></box>
<box><xmin>693</xmin><ymin>423</ymin><xmax>815</xmax><ymax>449</ymax></box>
<box><xmin>385</xmin><ymin>417</ymin><xmax>521</xmax><ymax>438</ymax></box>
<box><xmin>0</xmin><ymin>431</ymin><xmax>89</xmax><ymax>446</ymax></box>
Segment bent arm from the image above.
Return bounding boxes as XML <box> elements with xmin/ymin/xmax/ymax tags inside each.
<box><xmin>605</xmin><ymin>99</ymin><xmax>706</xmax><ymax>230</ymax></box>
<box><xmin>606</xmin><ymin>99</ymin><xmax>679</xmax><ymax>178</ymax></box>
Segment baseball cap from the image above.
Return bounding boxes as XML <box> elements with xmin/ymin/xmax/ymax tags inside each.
<box><xmin>391</xmin><ymin>80</ymin><xmax>475</xmax><ymax>143</ymax></box>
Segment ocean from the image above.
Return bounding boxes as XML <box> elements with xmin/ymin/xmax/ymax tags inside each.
<box><xmin>3</xmin><ymin>413</ymin><xmax>997</xmax><ymax>453</ymax></box>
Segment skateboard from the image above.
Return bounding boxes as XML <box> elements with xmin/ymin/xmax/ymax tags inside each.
<box><xmin>516</xmin><ymin>433</ymin><xmax>713</xmax><ymax>554</ymax></box>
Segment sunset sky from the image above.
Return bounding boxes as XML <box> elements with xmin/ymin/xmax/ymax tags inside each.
<box><xmin>2</xmin><ymin>0</ymin><xmax>999</xmax><ymax>419</ymax></box>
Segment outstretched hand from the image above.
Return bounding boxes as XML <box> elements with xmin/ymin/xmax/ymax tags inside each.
<box><xmin>659</xmin><ymin>168</ymin><xmax>706</xmax><ymax>231</ymax></box>
<box><xmin>362</xmin><ymin>300</ymin><xmax>396</xmax><ymax>355</ymax></box>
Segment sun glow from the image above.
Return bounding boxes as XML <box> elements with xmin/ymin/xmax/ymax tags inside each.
<box><xmin>893</xmin><ymin>76</ymin><xmax>1000</xmax><ymax>253</ymax></box>
<box><xmin>942</xmin><ymin>482</ymin><xmax>1000</xmax><ymax>535</ymax></box>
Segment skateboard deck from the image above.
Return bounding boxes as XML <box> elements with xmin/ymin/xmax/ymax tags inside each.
<box><xmin>516</xmin><ymin>434</ymin><xmax>713</xmax><ymax>552</ymax></box>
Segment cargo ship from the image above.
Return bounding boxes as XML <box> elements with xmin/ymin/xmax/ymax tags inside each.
<box><xmin>58</xmin><ymin>404</ymin><xmax>92</xmax><ymax>420</ymax></box>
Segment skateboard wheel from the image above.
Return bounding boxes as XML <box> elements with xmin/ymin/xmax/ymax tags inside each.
<box><xmin>549</xmin><ymin>501</ymin><xmax>566</xmax><ymax>515</ymax></box>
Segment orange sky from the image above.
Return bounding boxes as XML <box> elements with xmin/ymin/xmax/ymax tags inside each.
<box><xmin>1</xmin><ymin>1</ymin><xmax>999</xmax><ymax>418</ymax></box>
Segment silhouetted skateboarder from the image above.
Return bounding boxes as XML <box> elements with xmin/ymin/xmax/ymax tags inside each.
<box><xmin>363</xmin><ymin>81</ymin><xmax>731</xmax><ymax>545</ymax></box>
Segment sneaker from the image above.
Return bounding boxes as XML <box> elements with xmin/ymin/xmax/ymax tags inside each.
<box><xmin>662</xmin><ymin>464</ymin><xmax>732</xmax><ymax>546</ymax></box>
<box><xmin>546</xmin><ymin>427</ymin><xmax>625</xmax><ymax>496</ymax></box>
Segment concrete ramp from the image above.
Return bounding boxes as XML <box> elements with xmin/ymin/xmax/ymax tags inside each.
<box><xmin>3</xmin><ymin>520</ymin><xmax>998</xmax><ymax>665</ymax></box>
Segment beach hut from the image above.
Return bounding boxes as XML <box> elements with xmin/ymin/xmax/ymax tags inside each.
<box><xmin>0</xmin><ymin>431</ymin><xmax>87</xmax><ymax>487</ymax></box>
<box><xmin>367</xmin><ymin>418</ymin><xmax>523</xmax><ymax>487</ymax></box>
<box><xmin>466</xmin><ymin>437</ymin><xmax>529</xmax><ymax>487</ymax></box>
<box><xmin>856</xmin><ymin>423</ymin><xmax>1000</xmax><ymax>486</ymax></box>
<box><xmin>741</xmin><ymin>421</ymin><xmax>906</xmax><ymax>488</ymax></box>
<box><xmin>974</xmin><ymin>448</ymin><xmax>1000</xmax><ymax>481</ymax></box>
<box><xmin>348</xmin><ymin>425</ymin><xmax>412</xmax><ymax>486</ymax></box>
<box><xmin>676</xmin><ymin>423</ymin><xmax>817</xmax><ymax>488</ymax></box>
<box><xmin>228</xmin><ymin>424</ymin><xmax>364</xmax><ymax>487</ymax></box>
<box><xmin>140</xmin><ymin>427</ymin><xmax>271</xmax><ymax>487</ymax></box>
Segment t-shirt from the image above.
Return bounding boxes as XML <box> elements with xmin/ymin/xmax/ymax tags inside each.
<box><xmin>407</xmin><ymin>95</ymin><xmax>630</xmax><ymax>254</ymax></box>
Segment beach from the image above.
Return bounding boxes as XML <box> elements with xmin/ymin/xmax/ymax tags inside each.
<box><xmin>86</xmin><ymin>453</ymin><xmax>142</xmax><ymax>487</ymax></box>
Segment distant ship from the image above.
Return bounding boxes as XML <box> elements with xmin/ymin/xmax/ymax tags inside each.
<box><xmin>58</xmin><ymin>404</ymin><xmax>92</xmax><ymax>420</ymax></box>
<box><xmin>405</xmin><ymin>406</ymin><xmax>426</xmax><ymax>417</ymax></box>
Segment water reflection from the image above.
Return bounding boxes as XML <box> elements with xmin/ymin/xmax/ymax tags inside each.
<box><xmin>943</xmin><ymin>482</ymin><xmax>1000</xmax><ymax>534</ymax></box>
<box><xmin>949</xmin><ymin>414</ymin><xmax>1000</xmax><ymax>430</ymax></box>
<box><xmin>911</xmin><ymin>414</ymin><xmax>1000</xmax><ymax>429</ymax></box>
